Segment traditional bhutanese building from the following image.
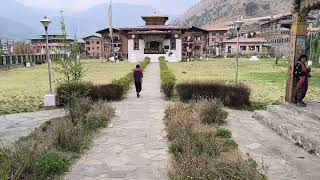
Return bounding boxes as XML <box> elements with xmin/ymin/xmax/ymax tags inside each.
<box><xmin>96</xmin><ymin>13</ymin><xmax>208</xmax><ymax>62</ymax></box>
<box><xmin>120</xmin><ymin>14</ymin><xmax>188</xmax><ymax>62</ymax></box>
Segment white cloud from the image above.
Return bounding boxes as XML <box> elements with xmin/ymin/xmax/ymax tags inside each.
<box><xmin>16</xmin><ymin>0</ymin><xmax>197</xmax><ymax>14</ymax></box>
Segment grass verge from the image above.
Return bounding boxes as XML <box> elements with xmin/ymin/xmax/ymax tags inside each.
<box><xmin>0</xmin><ymin>97</ymin><xmax>115</xmax><ymax>179</ymax></box>
<box><xmin>165</xmin><ymin>101</ymin><xmax>266</xmax><ymax>180</ymax></box>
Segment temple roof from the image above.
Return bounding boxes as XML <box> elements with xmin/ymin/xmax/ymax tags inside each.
<box><xmin>120</xmin><ymin>25</ymin><xmax>188</xmax><ymax>31</ymax></box>
<box><xmin>141</xmin><ymin>13</ymin><xmax>169</xmax><ymax>25</ymax></box>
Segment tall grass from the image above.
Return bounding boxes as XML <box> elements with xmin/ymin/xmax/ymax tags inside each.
<box><xmin>165</xmin><ymin>101</ymin><xmax>266</xmax><ymax>180</ymax></box>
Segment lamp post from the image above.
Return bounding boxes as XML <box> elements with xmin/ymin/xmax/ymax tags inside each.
<box><xmin>41</xmin><ymin>16</ymin><xmax>56</xmax><ymax>107</ymax></box>
<box><xmin>234</xmin><ymin>19</ymin><xmax>244</xmax><ymax>84</ymax></box>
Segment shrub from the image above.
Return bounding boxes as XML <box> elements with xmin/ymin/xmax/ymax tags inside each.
<box><xmin>165</xmin><ymin>102</ymin><xmax>266</xmax><ymax>180</ymax></box>
<box><xmin>33</xmin><ymin>152</ymin><xmax>70</xmax><ymax>177</ymax></box>
<box><xmin>176</xmin><ymin>81</ymin><xmax>251</xmax><ymax>108</ymax></box>
<box><xmin>198</xmin><ymin>101</ymin><xmax>228</xmax><ymax>125</ymax></box>
<box><xmin>89</xmin><ymin>84</ymin><xmax>123</xmax><ymax>101</ymax></box>
<box><xmin>160</xmin><ymin>59</ymin><xmax>176</xmax><ymax>98</ymax></box>
<box><xmin>224</xmin><ymin>138</ymin><xmax>239</xmax><ymax>149</ymax></box>
<box><xmin>64</xmin><ymin>96</ymin><xmax>93</xmax><ymax>126</ymax></box>
<box><xmin>217</xmin><ymin>128</ymin><xmax>232</xmax><ymax>138</ymax></box>
<box><xmin>83</xmin><ymin>101</ymin><xmax>115</xmax><ymax>131</ymax></box>
<box><xmin>56</xmin><ymin>82</ymin><xmax>92</xmax><ymax>105</ymax></box>
<box><xmin>55</xmin><ymin>122</ymin><xmax>90</xmax><ymax>153</ymax></box>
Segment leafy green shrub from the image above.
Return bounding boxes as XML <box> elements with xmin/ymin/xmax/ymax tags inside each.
<box><xmin>224</xmin><ymin>138</ymin><xmax>238</xmax><ymax>149</ymax></box>
<box><xmin>83</xmin><ymin>101</ymin><xmax>115</xmax><ymax>131</ymax></box>
<box><xmin>176</xmin><ymin>81</ymin><xmax>251</xmax><ymax>108</ymax></box>
<box><xmin>217</xmin><ymin>128</ymin><xmax>232</xmax><ymax>138</ymax></box>
<box><xmin>56</xmin><ymin>82</ymin><xmax>92</xmax><ymax>105</ymax></box>
<box><xmin>160</xmin><ymin>58</ymin><xmax>176</xmax><ymax>98</ymax></box>
<box><xmin>34</xmin><ymin>152</ymin><xmax>70</xmax><ymax>177</ymax></box>
<box><xmin>198</xmin><ymin>101</ymin><xmax>228</xmax><ymax>125</ymax></box>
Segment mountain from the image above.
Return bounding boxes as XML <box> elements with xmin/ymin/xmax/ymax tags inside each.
<box><xmin>0</xmin><ymin>1</ymin><xmax>163</xmax><ymax>40</ymax></box>
<box><xmin>0</xmin><ymin>17</ymin><xmax>36</xmax><ymax>39</ymax></box>
<box><xmin>175</xmin><ymin>0</ymin><xmax>292</xmax><ymax>28</ymax></box>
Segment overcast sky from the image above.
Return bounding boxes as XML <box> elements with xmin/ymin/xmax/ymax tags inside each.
<box><xmin>16</xmin><ymin>0</ymin><xmax>198</xmax><ymax>14</ymax></box>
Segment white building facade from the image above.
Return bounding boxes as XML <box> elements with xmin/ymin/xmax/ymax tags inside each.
<box><xmin>121</xmin><ymin>15</ymin><xmax>186</xmax><ymax>63</ymax></box>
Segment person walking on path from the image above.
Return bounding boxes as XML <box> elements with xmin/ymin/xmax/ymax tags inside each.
<box><xmin>133</xmin><ymin>64</ymin><xmax>143</xmax><ymax>98</ymax></box>
<box><xmin>294</xmin><ymin>54</ymin><xmax>311</xmax><ymax>107</ymax></box>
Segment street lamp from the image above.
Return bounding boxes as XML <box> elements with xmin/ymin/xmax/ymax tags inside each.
<box><xmin>234</xmin><ymin>19</ymin><xmax>244</xmax><ymax>84</ymax></box>
<box><xmin>40</xmin><ymin>16</ymin><xmax>56</xmax><ymax>107</ymax></box>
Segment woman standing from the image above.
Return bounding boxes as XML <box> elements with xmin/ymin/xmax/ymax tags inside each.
<box><xmin>294</xmin><ymin>54</ymin><xmax>311</xmax><ymax>107</ymax></box>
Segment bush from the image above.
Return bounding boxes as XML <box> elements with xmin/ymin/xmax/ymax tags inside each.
<box><xmin>160</xmin><ymin>58</ymin><xmax>176</xmax><ymax>98</ymax></box>
<box><xmin>224</xmin><ymin>138</ymin><xmax>239</xmax><ymax>149</ymax></box>
<box><xmin>176</xmin><ymin>81</ymin><xmax>251</xmax><ymax>108</ymax></box>
<box><xmin>56</xmin><ymin>82</ymin><xmax>92</xmax><ymax>105</ymax></box>
<box><xmin>165</xmin><ymin>102</ymin><xmax>266</xmax><ymax>180</ymax></box>
<box><xmin>198</xmin><ymin>101</ymin><xmax>228</xmax><ymax>125</ymax></box>
<box><xmin>55</xmin><ymin>122</ymin><xmax>90</xmax><ymax>153</ymax></box>
<box><xmin>89</xmin><ymin>84</ymin><xmax>124</xmax><ymax>101</ymax></box>
<box><xmin>83</xmin><ymin>101</ymin><xmax>115</xmax><ymax>131</ymax></box>
<box><xmin>217</xmin><ymin>128</ymin><xmax>232</xmax><ymax>138</ymax></box>
<box><xmin>34</xmin><ymin>152</ymin><xmax>70</xmax><ymax>177</ymax></box>
<box><xmin>65</xmin><ymin>96</ymin><xmax>93</xmax><ymax>126</ymax></box>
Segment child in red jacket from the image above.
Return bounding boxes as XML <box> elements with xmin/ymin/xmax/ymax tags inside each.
<box><xmin>133</xmin><ymin>64</ymin><xmax>143</xmax><ymax>98</ymax></box>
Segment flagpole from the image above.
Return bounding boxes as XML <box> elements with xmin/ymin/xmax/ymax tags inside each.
<box><xmin>108</xmin><ymin>0</ymin><xmax>115</xmax><ymax>63</ymax></box>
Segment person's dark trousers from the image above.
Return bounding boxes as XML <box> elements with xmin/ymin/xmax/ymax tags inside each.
<box><xmin>135</xmin><ymin>81</ymin><xmax>142</xmax><ymax>96</ymax></box>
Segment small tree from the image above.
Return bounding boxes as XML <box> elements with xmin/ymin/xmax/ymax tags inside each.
<box><xmin>55</xmin><ymin>11</ymin><xmax>86</xmax><ymax>84</ymax></box>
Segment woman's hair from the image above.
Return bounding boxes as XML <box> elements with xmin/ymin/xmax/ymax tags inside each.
<box><xmin>298</xmin><ymin>54</ymin><xmax>308</xmax><ymax>61</ymax></box>
<box><xmin>136</xmin><ymin>64</ymin><xmax>140</xmax><ymax>68</ymax></box>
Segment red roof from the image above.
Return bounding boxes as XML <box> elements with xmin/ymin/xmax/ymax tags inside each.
<box><xmin>223</xmin><ymin>37</ymin><xmax>266</xmax><ymax>43</ymax></box>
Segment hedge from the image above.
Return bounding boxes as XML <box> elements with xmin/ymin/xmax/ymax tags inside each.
<box><xmin>160</xmin><ymin>57</ymin><xmax>176</xmax><ymax>98</ymax></box>
<box><xmin>176</xmin><ymin>81</ymin><xmax>251</xmax><ymax>108</ymax></box>
<box><xmin>56</xmin><ymin>58</ymin><xmax>150</xmax><ymax>105</ymax></box>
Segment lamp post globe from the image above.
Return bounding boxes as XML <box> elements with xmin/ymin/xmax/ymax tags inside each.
<box><xmin>40</xmin><ymin>16</ymin><xmax>51</xmax><ymax>29</ymax></box>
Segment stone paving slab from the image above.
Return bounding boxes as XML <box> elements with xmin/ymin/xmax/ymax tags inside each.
<box><xmin>65</xmin><ymin>63</ymin><xmax>169</xmax><ymax>180</ymax></box>
<box><xmin>0</xmin><ymin>109</ymin><xmax>66</xmax><ymax>148</ymax></box>
<box><xmin>226</xmin><ymin>110</ymin><xmax>320</xmax><ymax>180</ymax></box>
<box><xmin>253</xmin><ymin>102</ymin><xmax>320</xmax><ymax>157</ymax></box>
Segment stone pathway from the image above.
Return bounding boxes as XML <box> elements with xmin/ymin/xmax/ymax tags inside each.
<box><xmin>65</xmin><ymin>63</ymin><xmax>168</xmax><ymax>180</ymax></box>
<box><xmin>226</xmin><ymin>110</ymin><xmax>320</xmax><ymax>180</ymax></box>
<box><xmin>0</xmin><ymin>109</ymin><xmax>66</xmax><ymax>148</ymax></box>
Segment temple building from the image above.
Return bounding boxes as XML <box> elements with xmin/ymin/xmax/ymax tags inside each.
<box><xmin>96</xmin><ymin>14</ymin><xmax>191</xmax><ymax>62</ymax></box>
<box><xmin>120</xmin><ymin>14</ymin><xmax>187</xmax><ymax>62</ymax></box>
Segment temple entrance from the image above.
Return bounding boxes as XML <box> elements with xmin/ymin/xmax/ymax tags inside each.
<box><xmin>150</xmin><ymin>41</ymin><xmax>160</xmax><ymax>49</ymax></box>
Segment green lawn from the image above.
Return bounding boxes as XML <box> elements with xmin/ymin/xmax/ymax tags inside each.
<box><xmin>168</xmin><ymin>58</ymin><xmax>320</xmax><ymax>107</ymax></box>
<box><xmin>0</xmin><ymin>60</ymin><xmax>134</xmax><ymax>115</ymax></box>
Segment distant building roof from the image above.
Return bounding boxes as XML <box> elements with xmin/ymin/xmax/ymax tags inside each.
<box><xmin>223</xmin><ymin>37</ymin><xmax>266</xmax><ymax>43</ymax></box>
<box><xmin>82</xmin><ymin>35</ymin><xmax>101</xmax><ymax>40</ymax></box>
<box><xmin>96</xmin><ymin>28</ymin><xmax>120</xmax><ymax>34</ymax></box>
